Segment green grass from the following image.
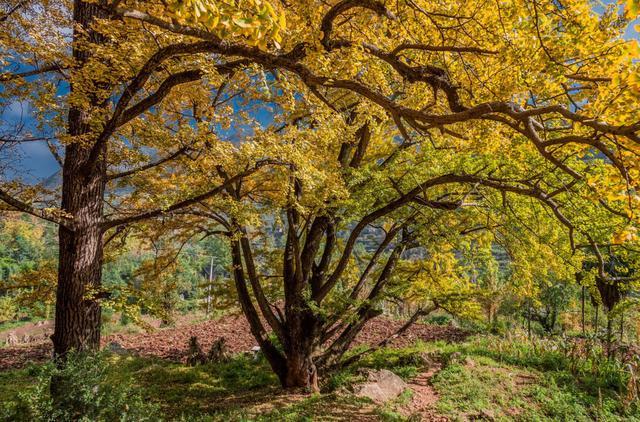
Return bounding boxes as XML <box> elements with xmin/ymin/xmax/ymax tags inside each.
<box><xmin>0</xmin><ymin>366</ymin><xmax>38</xmax><ymax>410</ymax></box>
<box><xmin>425</xmin><ymin>336</ymin><xmax>640</xmax><ymax>421</ymax></box>
<box><xmin>1</xmin><ymin>335</ymin><xmax>640</xmax><ymax>421</ymax></box>
<box><xmin>431</xmin><ymin>356</ymin><xmax>592</xmax><ymax>421</ymax></box>
<box><xmin>109</xmin><ymin>354</ymin><xmax>280</xmax><ymax>419</ymax></box>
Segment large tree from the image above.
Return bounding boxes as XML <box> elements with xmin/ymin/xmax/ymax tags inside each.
<box><xmin>0</xmin><ymin>0</ymin><xmax>284</xmax><ymax>356</ymax></box>
<box><xmin>106</xmin><ymin>0</ymin><xmax>640</xmax><ymax>389</ymax></box>
<box><xmin>1</xmin><ymin>0</ymin><xmax>639</xmax><ymax>391</ymax></box>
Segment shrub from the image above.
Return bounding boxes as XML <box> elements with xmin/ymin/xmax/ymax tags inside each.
<box><xmin>2</xmin><ymin>352</ymin><xmax>159</xmax><ymax>422</ymax></box>
<box><xmin>425</xmin><ymin>314</ymin><xmax>451</xmax><ymax>326</ymax></box>
<box><xmin>0</xmin><ymin>295</ymin><xmax>18</xmax><ymax>323</ymax></box>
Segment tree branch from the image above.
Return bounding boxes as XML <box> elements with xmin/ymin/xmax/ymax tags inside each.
<box><xmin>0</xmin><ymin>188</ymin><xmax>69</xmax><ymax>227</ymax></box>
<box><xmin>107</xmin><ymin>146</ymin><xmax>189</xmax><ymax>180</ymax></box>
<box><xmin>101</xmin><ymin>160</ymin><xmax>282</xmax><ymax>229</ymax></box>
<box><xmin>0</xmin><ymin>63</ymin><xmax>65</xmax><ymax>82</ymax></box>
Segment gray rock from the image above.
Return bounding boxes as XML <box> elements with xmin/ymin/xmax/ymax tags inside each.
<box><xmin>354</xmin><ymin>369</ymin><xmax>407</xmax><ymax>403</ymax></box>
<box><xmin>250</xmin><ymin>346</ymin><xmax>262</xmax><ymax>360</ymax></box>
<box><xmin>106</xmin><ymin>341</ymin><xmax>128</xmax><ymax>355</ymax></box>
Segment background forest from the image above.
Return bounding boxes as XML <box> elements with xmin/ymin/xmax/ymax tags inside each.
<box><xmin>0</xmin><ymin>215</ymin><xmax>232</xmax><ymax>325</ymax></box>
<box><xmin>2</xmin><ymin>213</ymin><xmax>640</xmax><ymax>346</ymax></box>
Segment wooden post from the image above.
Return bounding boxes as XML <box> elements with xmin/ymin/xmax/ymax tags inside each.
<box><xmin>206</xmin><ymin>256</ymin><xmax>213</xmax><ymax>317</ymax></box>
<box><xmin>527</xmin><ymin>300</ymin><xmax>532</xmax><ymax>339</ymax></box>
<box><xmin>581</xmin><ymin>286</ymin><xmax>585</xmax><ymax>336</ymax></box>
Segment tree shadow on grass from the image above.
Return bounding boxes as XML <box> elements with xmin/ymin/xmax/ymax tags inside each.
<box><xmin>117</xmin><ymin>354</ymin><xmax>380</xmax><ymax>420</ymax></box>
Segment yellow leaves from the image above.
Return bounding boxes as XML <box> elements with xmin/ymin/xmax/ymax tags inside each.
<box><xmin>5</xmin><ymin>259</ymin><xmax>58</xmax><ymax>315</ymax></box>
<box><xmin>1</xmin><ymin>217</ymin><xmax>44</xmax><ymax>243</ymax></box>
<box><xmin>166</xmin><ymin>0</ymin><xmax>286</xmax><ymax>49</ymax></box>
<box><xmin>613</xmin><ymin>225</ymin><xmax>638</xmax><ymax>244</ymax></box>
<box><xmin>622</xmin><ymin>0</ymin><xmax>640</xmax><ymax>18</ymax></box>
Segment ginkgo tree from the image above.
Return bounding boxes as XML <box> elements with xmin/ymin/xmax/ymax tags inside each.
<box><xmin>0</xmin><ymin>0</ymin><xmax>285</xmax><ymax>358</ymax></box>
<box><xmin>1</xmin><ymin>0</ymin><xmax>639</xmax><ymax>393</ymax></box>
<box><xmin>110</xmin><ymin>0</ymin><xmax>638</xmax><ymax>390</ymax></box>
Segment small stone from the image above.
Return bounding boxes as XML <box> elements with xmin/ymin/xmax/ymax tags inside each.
<box><xmin>107</xmin><ymin>341</ymin><xmax>128</xmax><ymax>355</ymax></box>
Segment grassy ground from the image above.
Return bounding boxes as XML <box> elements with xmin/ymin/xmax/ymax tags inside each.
<box><xmin>1</xmin><ymin>335</ymin><xmax>639</xmax><ymax>421</ymax></box>
<box><xmin>426</xmin><ymin>336</ymin><xmax>640</xmax><ymax>421</ymax></box>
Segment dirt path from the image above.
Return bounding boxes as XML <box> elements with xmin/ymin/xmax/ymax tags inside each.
<box><xmin>402</xmin><ymin>363</ymin><xmax>448</xmax><ymax>421</ymax></box>
<box><xmin>0</xmin><ymin>320</ymin><xmax>53</xmax><ymax>345</ymax></box>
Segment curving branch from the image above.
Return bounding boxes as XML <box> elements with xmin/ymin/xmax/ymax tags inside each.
<box><xmin>85</xmin><ymin>39</ymin><xmax>250</xmax><ymax>175</ymax></box>
<box><xmin>0</xmin><ymin>63</ymin><xmax>66</xmax><ymax>82</ymax></box>
<box><xmin>238</xmin><ymin>230</ymin><xmax>287</xmax><ymax>342</ymax></box>
<box><xmin>0</xmin><ymin>0</ymin><xmax>28</xmax><ymax>23</ymax></box>
<box><xmin>107</xmin><ymin>146</ymin><xmax>190</xmax><ymax>180</ymax></box>
<box><xmin>46</xmin><ymin>140</ymin><xmax>63</xmax><ymax>167</ymax></box>
<box><xmin>85</xmin><ymin>69</ymin><xmax>205</xmax><ymax>173</ymax></box>
<box><xmin>391</xmin><ymin>43</ymin><xmax>498</xmax><ymax>55</ymax></box>
<box><xmin>312</xmin><ymin>171</ymin><xmax>585</xmax><ymax>302</ymax></box>
<box><xmin>0</xmin><ymin>188</ymin><xmax>70</xmax><ymax>228</ymax></box>
<box><xmin>110</xmin><ymin>5</ymin><xmax>638</xmax><ymax>286</ymax></box>
<box><xmin>111</xmin><ymin>6</ymin><xmax>640</xmax><ymax>137</ymax></box>
<box><xmin>320</xmin><ymin>0</ymin><xmax>395</xmax><ymax>51</ymax></box>
<box><xmin>101</xmin><ymin>159</ymin><xmax>283</xmax><ymax>229</ymax></box>
<box><xmin>0</xmin><ymin>136</ymin><xmax>56</xmax><ymax>143</ymax></box>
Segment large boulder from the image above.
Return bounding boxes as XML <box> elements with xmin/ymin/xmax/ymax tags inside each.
<box><xmin>354</xmin><ymin>369</ymin><xmax>407</xmax><ymax>403</ymax></box>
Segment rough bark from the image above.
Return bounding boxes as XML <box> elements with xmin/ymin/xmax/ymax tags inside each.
<box><xmin>283</xmin><ymin>305</ymin><xmax>320</xmax><ymax>391</ymax></box>
<box><xmin>52</xmin><ymin>0</ymin><xmax>108</xmax><ymax>357</ymax></box>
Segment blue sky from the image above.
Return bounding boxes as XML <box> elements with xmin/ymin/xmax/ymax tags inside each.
<box><xmin>1</xmin><ymin>3</ymin><xmax>639</xmax><ymax>182</ymax></box>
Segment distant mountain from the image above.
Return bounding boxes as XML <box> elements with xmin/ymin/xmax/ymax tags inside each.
<box><xmin>41</xmin><ymin>170</ymin><xmax>62</xmax><ymax>190</ymax></box>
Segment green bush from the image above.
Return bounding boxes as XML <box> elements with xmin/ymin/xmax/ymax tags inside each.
<box><xmin>2</xmin><ymin>352</ymin><xmax>159</xmax><ymax>422</ymax></box>
<box><xmin>425</xmin><ymin>314</ymin><xmax>451</xmax><ymax>326</ymax></box>
<box><xmin>0</xmin><ymin>295</ymin><xmax>18</xmax><ymax>323</ymax></box>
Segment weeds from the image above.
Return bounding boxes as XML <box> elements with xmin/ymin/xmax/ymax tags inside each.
<box><xmin>1</xmin><ymin>351</ymin><xmax>159</xmax><ymax>422</ymax></box>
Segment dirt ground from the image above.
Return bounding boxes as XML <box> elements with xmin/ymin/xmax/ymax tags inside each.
<box><xmin>0</xmin><ymin>313</ymin><xmax>468</xmax><ymax>370</ymax></box>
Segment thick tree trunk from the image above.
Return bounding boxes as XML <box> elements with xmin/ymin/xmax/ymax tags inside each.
<box><xmin>52</xmin><ymin>170</ymin><xmax>105</xmax><ymax>354</ymax></box>
<box><xmin>51</xmin><ymin>0</ymin><xmax>107</xmax><ymax>356</ymax></box>
<box><xmin>284</xmin><ymin>349</ymin><xmax>318</xmax><ymax>391</ymax></box>
<box><xmin>283</xmin><ymin>309</ymin><xmax>319</xmax><ymax>391</ymax></box>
